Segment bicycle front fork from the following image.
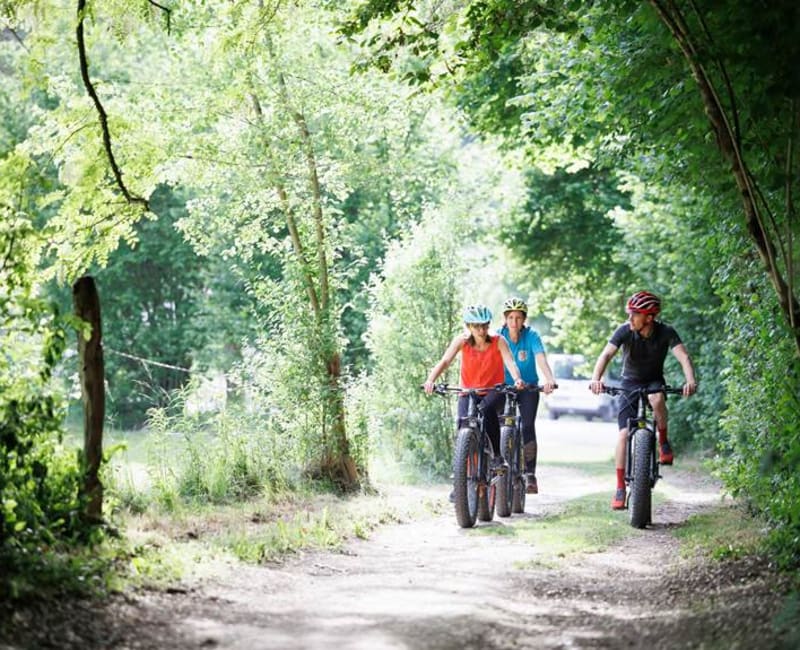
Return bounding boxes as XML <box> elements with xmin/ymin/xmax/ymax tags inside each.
<box><xmin>625</xmin><ymin>427</ymin><xmax>659</xmax><ymax>487</ymax></box>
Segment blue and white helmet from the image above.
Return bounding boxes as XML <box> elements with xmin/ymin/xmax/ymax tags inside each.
<box><xmin>462</xmin><ymin>304</ymin><xmax>492</xmax><ymax>324</ymax></box>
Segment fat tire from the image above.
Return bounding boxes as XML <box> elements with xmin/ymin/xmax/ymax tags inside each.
<box><xmin>496</xmin><ymin>427</ymin><xmax>514</xmax><ymax>517</ymax></box>
<box><xmin>512</xmin><ymin>430</ymin><xmax>526</xmax><ymax>513</ymax></box>
<box><xmin>453</xmin><ymin>427</ymin><xmax>479</xmax><ymax>528</ymax></box>
<box><xmin>629</xmin><ymin>428</ymin><xmax>654</xmax><ymax>529</ymax></box>
<box><xmin>477</xmin><ymin>446</ymin><xmax>495</xmax><ymax>522</ymax></box>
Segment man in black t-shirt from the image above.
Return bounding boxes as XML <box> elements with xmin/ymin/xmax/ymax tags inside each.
<box><xmin>589</xmin><ymin>291</ymin><xmax>697</xmax><ymax>510</ymax></box>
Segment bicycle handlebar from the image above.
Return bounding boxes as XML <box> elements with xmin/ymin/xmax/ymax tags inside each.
<box><xmin>494</xmin><ymin>383</ymin><xmax>557</xmax><ymax>394</ymax></box>
<box><xmin>599</xmin><ymin>384</ymin><xmax>686</xmax><ymax>397</ymax></box>
<box><xmin>422</xmin><ymin>382</ymin><xmax>556</xmax><ymax>396</ymax></box>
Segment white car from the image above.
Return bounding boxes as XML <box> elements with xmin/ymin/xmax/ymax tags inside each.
<box><xmin>544</xmin><ymin>353</ymin><xmax>616</xmax><ymax>421</ymax></box>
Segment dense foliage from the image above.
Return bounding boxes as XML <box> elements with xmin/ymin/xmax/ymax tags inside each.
<box><xmin>0</xmin><ymin>266</ymin><xmax>91</xmax><ymax>598</ymax></box>
<box><xmin>343</xmin><ymin>0</ymin><xmax>800</xmax><ymax>564</ymax></box>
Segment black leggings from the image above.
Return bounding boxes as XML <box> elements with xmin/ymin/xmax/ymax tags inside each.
<box><xmin>458</xmin><ymin>390</ymin><xmax>504</xmax><ymax>456</ymax></box>
<box><xmin>517</xmin><ymin>389</ymin><xmax>540</xmax><ymax>446</ymax></box>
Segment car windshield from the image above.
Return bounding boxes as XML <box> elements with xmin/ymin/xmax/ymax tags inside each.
<box><xmin>551</xmin><ymin>355</ymin><xmax>592</xmax><ymax>380</ymax></box>
<box><xmin>550</xmin><ymin>353</ymin><xmax>619</xmax><ymax>381</ymax></box>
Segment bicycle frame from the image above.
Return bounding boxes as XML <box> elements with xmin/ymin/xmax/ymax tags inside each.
<box><xmin>496</xmin><ymin>385</ymin><xmax>546</xmax><ymax>517</ymax></box>
<box><xmin>459</xmin><ymin>390</ymin><xmax>492</xmax><ymax>453</ymax></box>
<box><xmin>427</xmin><ymin>383</ymin><xmax>499</xmax><ymax>528</ymax></box>
<box><xmin>625</xmin><ymin>388</ymin><xmax>659</xmax><ymax>490</ymax></box>
<box><xmin>603</xmin><ymin>384</ymin><xmax>683</xmax><ymax>528</ymax></box>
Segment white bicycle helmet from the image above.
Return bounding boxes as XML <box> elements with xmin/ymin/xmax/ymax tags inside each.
<box><xmin>502</xmin><ymin>296</ymin><xmax>528</xmax><ymax>315</ymax></box>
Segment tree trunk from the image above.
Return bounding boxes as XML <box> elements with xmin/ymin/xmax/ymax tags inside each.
<box><xmin>73</xmin><ymin>276</ymin><xmax>104</xmax><ymax>521</ymax></box>
<box><xmin>651</xmin><ymin>0</ymin><xmax>800</xmax><ymax>357</ymax></box>
<box><xmin>252</xmin><ymin>50</ymin><xmax>361</xmax><ymax>489</ymax></box>
<box><xmin>322</xmin><ymin>351</ymin><xmax>360</xmax><ymax>489</ymax></box>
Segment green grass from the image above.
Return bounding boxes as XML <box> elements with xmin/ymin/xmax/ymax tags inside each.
<box><xmin>221</xmin><ymin>508</ymin><xmax>344</xmax><ymax>562</ymax></box>
<box><xmin>544</xmin><ymin>459</ymin><xmax>615</xmax><ymax>478</ymax></box>
<box><xmin>120</xmin><ymin>484</ymin><xmax>437</xmax><ymax>580</ymax></box>
<box><xmin>673</xmin><ymin>500</ymin><xmax>767</xmax><ymax>560</ymax></box>
<box><xmin>477</xmin><ymin>491</ymin><xmax>646</xmax><ymax>565</ymax></box>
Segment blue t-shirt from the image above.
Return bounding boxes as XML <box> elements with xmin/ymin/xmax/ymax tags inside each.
<box><xmin>499</xmin><ymin>325</ymin><xmax>545</xmax><ymax>385</ymax></box>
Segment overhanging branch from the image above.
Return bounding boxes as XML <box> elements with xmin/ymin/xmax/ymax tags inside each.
<box><xmin>146</xmin><ymin>0</ymin><xmax>172</xmax><ymax>33</ymax></box>
<box><xmin>650</xmin><ymin>0</ymin><xmax>800</xmax><ymax>355</ymax></box>
<box><xmin>76</xmin><ymin>0</ymin><xmax>148</xmax><ymax>211</ymax></box>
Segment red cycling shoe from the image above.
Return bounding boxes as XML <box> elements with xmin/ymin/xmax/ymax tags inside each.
<box><xmin>659</xmin><ymin>441</ymin><xmax>674</xmax><ymax>465</ymax></box>
<box><xmin>611</xmin><ymin>487</ymin><xmax>627</xmax><ymax>510</ymax></box>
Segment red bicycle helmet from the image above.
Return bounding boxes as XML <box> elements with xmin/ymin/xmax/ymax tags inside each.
<box><xmin>626</xmin><ymin>291</ymin><xmax>661</xmax><ymax>315</ymax></box>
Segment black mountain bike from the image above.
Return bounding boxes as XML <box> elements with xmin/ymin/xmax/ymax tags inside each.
<box><xmin>602</xmin><ymin>384</ymin><xmax>685</xmax><ymax>528</ymax></box>
<box><xmin>495</xmin><ymin>385</ymin><xmax>550</xmax><ymax>517</ymax></box>
<box><xmin>428</xmin><ymin>384</ymin><xmax>501</xmax><ymax>528</ymax></box>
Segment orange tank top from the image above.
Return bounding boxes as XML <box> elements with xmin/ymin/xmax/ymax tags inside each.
<box><xmin>460</xmin><ymin>335</ymin><xmax>504</xmax><ymax>390</ymax></box>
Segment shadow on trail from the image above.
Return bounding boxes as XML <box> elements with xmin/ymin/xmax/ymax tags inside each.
<box><xmin>3</xmin><ymin>460</ymin><xmax>790</xmax><ymax>650</ymax></box>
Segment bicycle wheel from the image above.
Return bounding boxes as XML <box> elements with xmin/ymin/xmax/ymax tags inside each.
<box><xmin>629</xmin><ymin>428</ymin><xmax>654</xmax><ymax>529</ymax></box>
<box><xmin>453</xmin><ymin>427</ymin><xmax>479</xmax><ymax>528</ymax></box>
<box><xmin>496</xmin><ymin>426</ymin><xmax>514</xmax><ymax>517</ymax></box>
<box><xmin>477</xmin><ymin>445</ymin><xmax>496</xmax><ymax>522</ymax></box>
<box><xmin>511</xmin><ymin>429</ymin><xmax>526</xmax><ymax>514</ymax></box>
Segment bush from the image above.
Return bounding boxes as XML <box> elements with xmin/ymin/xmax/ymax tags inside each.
<box><xmin>0</xmin><ymin>302</ymin><xmax>102</xmax><ymax>600</ymax></box>
<box><xmin>363</xmin><ymin>213</ymin><xmax>467</xmax><ymax>479</ymax></box>
<box><xmin>715</xmin><ymin>255</ymin><xmax>800</xmax><ymax>568</ymax></box>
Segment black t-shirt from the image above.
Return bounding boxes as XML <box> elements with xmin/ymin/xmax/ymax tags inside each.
<box><xmin>609</xmin><ymin>321</ymin><xmax>682</xmax><ymax>383</ymax></box>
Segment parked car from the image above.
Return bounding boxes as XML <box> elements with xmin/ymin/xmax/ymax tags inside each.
<box><xmin>544</xmin><ymin>353</ymin><xmax>616</xmax><ymax>421</ymax></box>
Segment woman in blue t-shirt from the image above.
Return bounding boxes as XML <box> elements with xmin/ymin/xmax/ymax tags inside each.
<box><xmin>498</xmin><ymin>297</ymin><xmax>557</xmax><ymax>495</ymax></box>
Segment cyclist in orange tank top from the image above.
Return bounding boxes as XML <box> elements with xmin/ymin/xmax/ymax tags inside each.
<box><xmin>423</xmin><ymin>304</ymin><xmax>524</xmax><ymax>466</ymax></box>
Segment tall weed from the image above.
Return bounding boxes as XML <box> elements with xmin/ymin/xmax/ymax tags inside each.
<box><xmin>141</xmin><ymin>383</ymin><xmax>293</xmax><ymax>511</ymax></box>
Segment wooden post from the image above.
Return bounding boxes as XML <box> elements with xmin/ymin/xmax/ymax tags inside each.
<box><xmin>73</xmin><ymin>276</ymin><xmax>104</xmax><ymax>521</ymax></box>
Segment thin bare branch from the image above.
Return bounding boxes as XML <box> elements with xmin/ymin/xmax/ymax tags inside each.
<box><xmin>277</xmin><ymin>74</ymin><xmax>330</xmax><ymax>311</ymax></box>
<box><xmin>1</xmin><ymin>22</ymin><xmax>30</xmax><ymax>52</ymax></box>
<box><xmin>250</xmin><ymin>88</ymin><xmax>322</xmax><ymax>317</ymax></box>
<box><xmin>683</xmin><ymin>0</ymin><xmax>788</xmax><ymax>275</ymax></box>
<box><xmin>686</xmin><ymin>0</ymin><xmax>742</xmax><ymax>146</ymax></box>
<box><xmin>146</xmin><ymin>0</ymin><xmax>172</xmax><ymax>33</ymax></box>
<box><xmin>76</xmin><ymin>0</ymin><xmax>149</xmax><ymax>211</ymax></box>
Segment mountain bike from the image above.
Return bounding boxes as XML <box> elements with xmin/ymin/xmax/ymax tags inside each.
<box><xmin>601</xmin><ymin>384</ymin><xmax>685</xmax><ymax>528</ymax></box>
<box><xmin>495</xmin><ymin>384</ymin><xmax>551</xmax><ymax>517</ymax></box>
<box><xmin>428</xmin><ymin>383</ymin><xmax>501</xmax><ymax>528</ymax></box>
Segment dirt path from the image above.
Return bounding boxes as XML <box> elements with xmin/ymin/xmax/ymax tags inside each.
<box><xmin>167</xmin><ymin>465</ymin><xmax>785</xmax><ymax>650</ymax></box>
<box><xmin>6</xmin><ymin>458</ymin><xmax>790</xmax><ymax>650</ymax></box>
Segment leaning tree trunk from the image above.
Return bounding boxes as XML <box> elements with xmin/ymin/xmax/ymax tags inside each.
<box><xmin>73</xmin><ymin>276</ymin><xmax>104</xmax><ymax>521</ymax></box>
<box><xmin>650</xmin><ymin>0</ymin><xmax>800</xmax><ymax>357</ymax></box>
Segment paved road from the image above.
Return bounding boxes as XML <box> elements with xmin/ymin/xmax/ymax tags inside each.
<box><xmin>535</xmin><ymin>414</ymin><xmax>619</xmax><ymax>463</ymax></box>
